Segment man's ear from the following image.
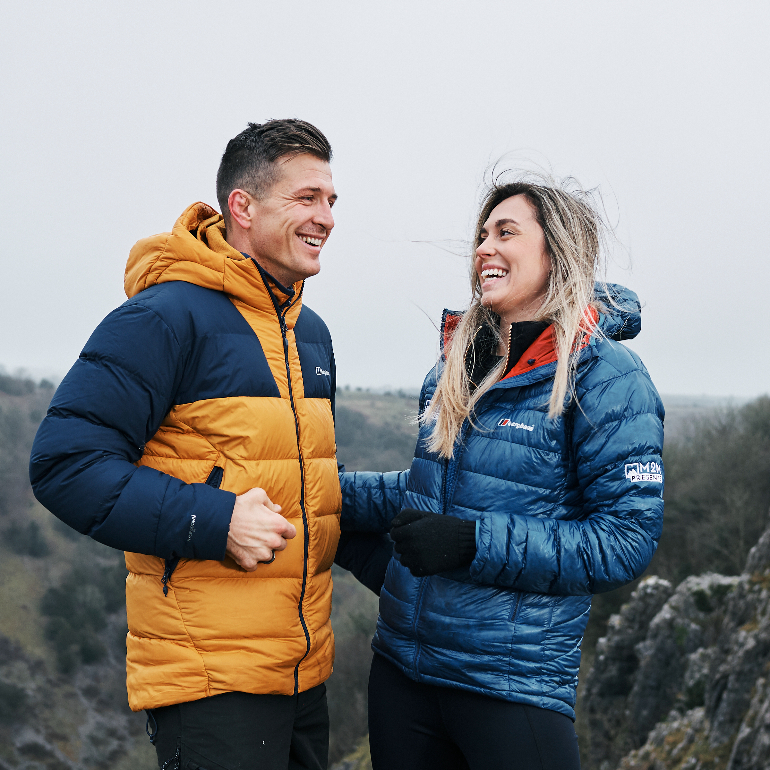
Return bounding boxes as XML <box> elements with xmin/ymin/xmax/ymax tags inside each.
<box><xmin>227</xmin><ymin>189</ymin><xmax>253</xmax><ymax>230</ymax></box>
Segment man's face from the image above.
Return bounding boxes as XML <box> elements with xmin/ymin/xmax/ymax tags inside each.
<box><xmin>243</xmin><ymin>154</ymin><xmax>336</xmax><ymax>287</ymax></box>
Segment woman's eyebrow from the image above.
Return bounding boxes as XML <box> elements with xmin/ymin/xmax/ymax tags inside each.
<box><xmin>495</xmin><ymin>218</ymin><xmax>519</xmax><ymax>228</ymax></box>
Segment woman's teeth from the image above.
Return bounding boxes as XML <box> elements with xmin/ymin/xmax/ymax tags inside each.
<box><xmin>298</xmin><ymin>235</ymin><xmax>323</xmax><ymax>247</ymax></box>
<box><xmin>481</xmin><ymin>268</ymin><xmax>508</xmax><ymax>280</ymax></box>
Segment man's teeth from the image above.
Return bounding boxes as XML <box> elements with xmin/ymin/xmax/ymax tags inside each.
<box><xmin>299</xmin><ymin>235</ymin><xmax>323</xmax><ymax>247</ymax></box>
<box><xmin>481</xmin><ymin>268</ymin><xmax>508</xmax><ymax>279</ymax></box>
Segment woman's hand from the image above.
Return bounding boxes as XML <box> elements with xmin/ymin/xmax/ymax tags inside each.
<box><xmin>390</xmin><ymin>509</ymin><xmax>477</xmax><ymax>577</ymax></box>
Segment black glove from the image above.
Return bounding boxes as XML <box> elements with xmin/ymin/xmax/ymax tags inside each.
<box><xmin>390</xmin><ymin>509</ymin><xmax>477</xmax><ymax>577</ymax></box>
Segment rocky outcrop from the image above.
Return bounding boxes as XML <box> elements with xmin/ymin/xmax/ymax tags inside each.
<box><xmin>582</xmin><ymin>576</ymin><xmax>676</xmax><ymax>766</ymax></box>
<box><xmin>583</xmin><ymin>520</ymin><xmax>770</xmax><ymax>770</ymax></box>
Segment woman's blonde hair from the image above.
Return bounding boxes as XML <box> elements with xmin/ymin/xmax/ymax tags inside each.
<box><xmin>424</xmin><ymin>174</ymin><xmax>607</xmax><ymax>458</ymax></box>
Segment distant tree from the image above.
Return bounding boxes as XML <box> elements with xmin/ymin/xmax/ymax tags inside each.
<box><xmin>40</xmin><ymin>560</ymin><xmax>127</xmax><ymax>673</ymax></box>
<box><xmin>0</xmin><ymin>374</ymin><xmax>35</xmax><ymax>396</ymax></box>
<box><xmin>652</xmin><ymin>395</ymin><xmax>770</xmax><ymax>581</ymax></box>
<box><xmin>336</xmin><ymin>404</ymin><xmax>417</xmax><ymax>472</ymax></box>
<box><xmin>4</xmin><ymin>521</ymin><xmax>49</xmax><ymax>557</ymax></box>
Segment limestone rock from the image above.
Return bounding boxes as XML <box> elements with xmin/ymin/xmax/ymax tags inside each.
<box><xmin>583</xmin><ymin>576</ymin><xmax>674</xmax><ymax>768</ymax></box>
<box><xmin>582</xmin><ymin>573</ymin><xmax>739</xmax><ymax>768</ymax></box>
<box><xmin>628</xmin><ymin>572</ymin><xmax>739</xmax><ymax>745</ymax></box>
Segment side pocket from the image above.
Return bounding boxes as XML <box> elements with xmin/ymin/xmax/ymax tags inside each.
<box><xmin>160</xmin><ymin>465</ymin><xmax>225</xmax><ymax>596</ymax></box>
<box><xmin>162</xmin><ymin>465</ymin><xmax>225</xmax><ymax>595</ymax></box>
<box><xmin>205</xmin><ymin>466</ymin><xmax>224</xmax><ymax>489</ymax></box>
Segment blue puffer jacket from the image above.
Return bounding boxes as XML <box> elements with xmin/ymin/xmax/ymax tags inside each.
<box><xmin>340</xmin><ymin>285</ymin><xmax>664</xmax><ymax>719</ymax></box>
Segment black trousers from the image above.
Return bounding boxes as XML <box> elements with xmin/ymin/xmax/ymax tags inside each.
<box><xmin>368</xmin><ymin>654</ymin><xmax>581</xmax><ymax>770</ymax></box>
<box><xmin>148</xmin><ymin>686</ymin><xmax>329</xmax><ymax>770</ymax></box>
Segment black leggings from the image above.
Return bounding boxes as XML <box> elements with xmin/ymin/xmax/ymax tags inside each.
<box><xmin>368</xmin><ymin>654</ymin><xmax>580</xmax><ymax>770</ymax></box>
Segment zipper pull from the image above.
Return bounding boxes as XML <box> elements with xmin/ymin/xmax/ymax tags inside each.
<box><xmin>161</xmin><ymin>556</ymin><xmax>180</xmax><ymax>596</ymax></box>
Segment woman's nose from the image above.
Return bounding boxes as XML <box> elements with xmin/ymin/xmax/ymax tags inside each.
<box><xmin>475</xmin><ymin>240</ymin><xmax>494</xmax><ymax>258</ymax></box>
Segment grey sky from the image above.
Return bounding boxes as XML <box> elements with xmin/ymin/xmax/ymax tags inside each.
<box><xmin>2</xmin><ymin>1</ymin><xmax>768</xmax><ymax>397</ymax></box>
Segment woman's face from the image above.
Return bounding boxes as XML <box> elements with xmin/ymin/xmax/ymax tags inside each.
<box><xmin>475</xmin><ymin>194</ymin><xmax>551</xmax><ymax>324</ymax></box>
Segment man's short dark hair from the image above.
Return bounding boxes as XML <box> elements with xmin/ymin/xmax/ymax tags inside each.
<box><xmin>216</xmin><ymin>119</ymin><xmax>332</xmax><ymax>219</ymax></box>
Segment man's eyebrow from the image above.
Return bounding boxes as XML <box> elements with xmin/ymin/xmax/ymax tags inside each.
<box><xmin>295</xmin><ymin>186</ymin><xmax>338</xmax><ymax>200</ymax></box>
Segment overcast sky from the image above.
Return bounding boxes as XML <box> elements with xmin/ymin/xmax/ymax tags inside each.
<box><xmin>1</xmin><ymin>1</ymin><xmax>768</xmax><ymax>398</ymax></box>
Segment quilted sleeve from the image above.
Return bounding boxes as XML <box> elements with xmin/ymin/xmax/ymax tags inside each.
<box><xmin>334</xmin><ymin>531</ymin><xmax>394</xmax><ymax>595</ymax></box>
<box><xmin>470</xmin><ymin>361</ymin><xmax>664</xmax><ymax>595</ymax></box>
<box><xmin>339</xmin><ymin>470</ymin><xmax>410</xmax><ymax>533</ymax></box>
<box><xmin>29</xmin><ymin>303</ymin><xmax>235</xmax><ymax>560</ymax></box>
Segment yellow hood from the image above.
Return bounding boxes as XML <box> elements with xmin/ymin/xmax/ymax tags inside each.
<box><xmin>124</xmin><ymin>202</ymin><xmax>300</xmax><ymax>314</ymax></box>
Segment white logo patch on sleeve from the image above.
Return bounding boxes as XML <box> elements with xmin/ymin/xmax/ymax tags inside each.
<box><xmin>625</xmin><ymin>461</ymin><xmax>663</xmax><ymax>483</ymax></box>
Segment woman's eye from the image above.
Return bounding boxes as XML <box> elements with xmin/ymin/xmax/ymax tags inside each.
<box><xmin>500</xmin><ymin>229</ymin><xmax>514</xmax><ymax>237</ymax></box>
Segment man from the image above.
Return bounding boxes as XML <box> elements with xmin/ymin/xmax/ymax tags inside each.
<box><xmin>30</xmin><ymin>120</ymin><xmax>341</xmax><ymax>770</ymax></box>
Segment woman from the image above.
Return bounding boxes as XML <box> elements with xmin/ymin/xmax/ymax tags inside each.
<box><xmin>339</xmin><ymin>177</ymin><xmax>664</xmax><ymax>770</ymax></box>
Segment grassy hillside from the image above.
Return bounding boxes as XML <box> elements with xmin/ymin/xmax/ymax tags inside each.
<box><xmin>2</xmin><ymin>371</ymin><xmax>768</xmax><ymax>770</ymax></box>
<box><xmin>0</xmin><ymin>379</ymin><xmax>419</xmax><ymax>769</ymax></box>
<box><xmin>326</xmin><ymin>388</ymin><xmax>418</xmax><ymax>764</ymax></box>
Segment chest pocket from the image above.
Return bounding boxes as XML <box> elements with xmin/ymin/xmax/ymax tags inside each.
<box><xmin>296</xmin><ymin>340</ymin><xmax>332</xmax><ymax>399</ymax></box>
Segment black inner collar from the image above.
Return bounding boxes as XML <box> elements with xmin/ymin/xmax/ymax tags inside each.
<box><xmin>505</xmin><ymin>320</ymin><xmax>550</xmax><ymax>375</ymax></box>
<box><xmin>467</xmin><ymin>320</ymin><xmax>549</xmax><ymax>391</ymax></box>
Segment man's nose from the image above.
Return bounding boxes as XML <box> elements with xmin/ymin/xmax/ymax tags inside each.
<box><xmin>314</xmin><ymin>202</ymin><xmax>335</xmax><ymax>231</ymax></box>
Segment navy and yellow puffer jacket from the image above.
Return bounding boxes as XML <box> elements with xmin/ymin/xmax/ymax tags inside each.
<box><xmin>340</xmin><ymin>285</ymin><xmax>664</xmax><ymax>720</ymax></box>
<box><xmin>30</xmin><ymin>203</ymin><xmax>341</xmax><ymax>711</ymax></box>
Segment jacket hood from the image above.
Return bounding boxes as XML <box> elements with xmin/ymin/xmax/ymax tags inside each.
<box><xmin>124</xmin><ymin>203</ymin><xmax>301</xmax><ymax>318</ymax></box>
<box><xmin>596</xmin><ymin>282</ymin><xmax>641</xmax><ymax>341</ymax></box>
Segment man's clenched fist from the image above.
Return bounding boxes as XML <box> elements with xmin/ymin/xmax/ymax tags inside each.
<box><xmin>226</xmin><ymin>488</ymin><xmax>296</xmax><ymax>571</ymax></box>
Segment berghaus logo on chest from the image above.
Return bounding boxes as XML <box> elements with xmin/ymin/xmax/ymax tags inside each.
<box><xmin>497</xmin><ymin>418</ymin><xmax>535</xmax><ymax>432</ymax></box>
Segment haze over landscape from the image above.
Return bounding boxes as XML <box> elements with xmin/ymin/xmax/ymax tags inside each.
<box><xmin>1</xmin><ymin>1</ymin><xmax>768</xmax><ymax>398</ymax></box>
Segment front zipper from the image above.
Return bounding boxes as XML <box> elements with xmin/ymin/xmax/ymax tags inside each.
<box><xmin>412</xmin><ymin>424</ymin><xmax>472</xmax><ymax>675</ymax></box>
<box><xmin>442</xmin><ymin>423</ymin><xmax>472</xmax><ymax>516</ymax></box>
<box><xmin>257</xmin><ymin>270</ymin><xmax>311</xmax><ymax>696</ymax></box>
<box><xmin>411</xmin><ymin>577</ymin><xmax>429</xmax><ymax>679</ymax></box>
<box><xmin>278</xmin><ymin>309</ymin><xmax>312</xmax><ymax>695</ymax></box>
<box><xmin>161</xmin><ymin>465</ymin><xmax>223</xmax><ymax>596</ymax></box>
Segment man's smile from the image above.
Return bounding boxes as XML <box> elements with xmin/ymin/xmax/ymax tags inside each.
<box><xmin>297</xmin><ymin>234</ymin><xmax>324</xmax><ymax>248</ymax></box>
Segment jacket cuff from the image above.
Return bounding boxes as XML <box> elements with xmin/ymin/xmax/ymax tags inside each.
<box><xmin>189</xmin><ymin>487</ymin><xmax>235</xmax><ymax>561</ymax></box>
<box><xmin>458</xmin><ymin>520</ymin><xmax>477</xmax><ymax>563</ymax></box>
